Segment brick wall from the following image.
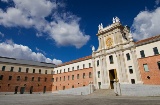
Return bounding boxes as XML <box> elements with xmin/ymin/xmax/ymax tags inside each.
<box><xmin>52</xmin><ymin>68</ymin><xmax>93</xmax><ymax>91</ymax></box>
<box><xmin>138</xmin><ymin>55</ymin><xmax>160</xmax><ymax>85</ymax></box>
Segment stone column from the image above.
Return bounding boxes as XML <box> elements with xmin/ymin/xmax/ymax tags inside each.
<box><xmin>92</xmin><ymin>56</ymin><xmax>97</xmax><ymax>88</ymax></box>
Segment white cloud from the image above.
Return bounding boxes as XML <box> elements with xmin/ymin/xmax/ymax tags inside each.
<box><xmin>0</xmin><ymin>0</ymin><xmax>90</xmax><ymax>48</ymax></box>
<box><xmin>0</xmin><ymin>32</ymin><xmax>4</xmax><ymax>37</ymax></box>
<box><xmin>1</xmin><ymin>0</ymin><xmax>9</xmax><ymax>3</ymax></box>
<box><xmin>132</xmin><ymin>7</ymin><xmax>160</xmax><ymax>40</ymax></box>
<box><xmin>155</xmin><ymin>0</ymin><xmax>160</xmax><ymax>5</ymax></box>
<box><xmin>0</xmin><ymin>40</ymin><xmax>62</xmax><ymax>65</ymax></box>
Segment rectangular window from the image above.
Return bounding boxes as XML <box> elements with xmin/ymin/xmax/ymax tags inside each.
<box><xmin>39</xmin><ymin>69</ymin><xmax>41</xmax><ymax>74</ymax></box>
<box><xmin>24</xmin><ymin>76</ymin><xmax>28</xmax><ymax>81</ymax></box>
<box><xmin>33</xmin><ymin>69</ymin><xmax>35</xmax><ymax>73</ymax></box>
<box><xmin>26</xmin><ymin>68</ymin><xmax>29</xmax><ymax>73</ymax></box>
<box><xmin>64</xmin><ymin>76</ymin><xmax>65</xmax><ymax>81</ymax></box>
<box><xmin>89</xmin><ymin>63</ymin><xmax>91</xmax><ymax>68</ymax></box>
<box><xmin>140</xmin><ymin>50</ymin><xmax>145</xmax><ymax>58</ymax></box>
<box><xmin>64</xmin><ymin>69</ymin><xmax>65</xmax><ymax>72</ymax></box>
<box><xmin>56</xmin><ymin>77</ymin><xmax>58</xmax><ymax>82</ymax></box>
<box><xmin>98</xmin><ymin>71</ymin><xmax>100</xmax><ymax>78</ymax></box>
<box><xmin>38</xmin><ymin>77</ymin><xmax>41</xmax><ymax>82</ymax></box>
<box><xmin>131</xmin><ymin>79</ymin><xmax>135</xmax><ymax>84</ymax></box>
<box><xmin>32</xmin><ymin>77</ymin><xmax>34</xmax><ymax>81</ymax></box>
<box><xmin>57</xmin><ymin>70</ymin><xmax>58</xmax><ymax>74</ymax></box>
<box><xmin>52</xmin><ymin>78</ymin><xmax>54</xmax><ymax>82</ymax></box>
<box><xmin>0</xmin><ymin>75</ymin><xmax>3</xmax><ymax>80</ymax></box>
<box><xmin>83</xmin><ymin>64</ymin><xmax>85</xmax><ymax>69</ymax></box>
<box><xmin>143</xmin><ymin>64</ymin><xmax>149</xmax><ymax>72</ymax></box>
<box><xmin>68</xmin><ymin>68</ymin><xmax>70</xmax><ymax>72</ymax></box>
<box><xmin>89</xmin><ymin>72</ymin><xmax>92</xmax><ymax>78</ymax></box>
<box><xmin>97</xmin><ymin>60</ymin><xmax>99</xmax><ymax>66</ymax></box>
<box><xmin>83</xmin><ymin>73</ymin><xmax>85</xmax><ymax>79</ymax></box>
<box><xmin>109</xmin><ymin>55</ymin><xmax>114</xmax><ymax>64</ymax></box>
<box><xmin>2</xmin><ymin>66</ymin><xmax>5</xmax><ymax>71</ymax></box>
<box><xmin>9</xmin><ymin>76</ymin><xmax>12</xmax><ymax>80</ymax></box>
<box><xmin>126</xmin><ymin>53</ymin><xmax>131</xmax><ymax>60</ymax></box>
<box><xmin>18</xmin><ymin>67</ymin><xmax>21</xmax><ymax>72</ymax></box>
<box><xmin>17</xmin><ymin>76</ymin><xmax>20</xmax><ymax>81</ymax></box>
<box><xmin>129</xmin><ymin>66</ymin><xmax>133</xmax><ymax>74</ymax></box>
<box><xmin>77</xmin><ymin>66</ymin><xmax>79</xmax><ymax>70</ymax></box>
<box><xmin>60</xmin><ymin>77</ymin><xmax>61</xmax><ymax>81</ymax></box>
<box><xmin>10</xmin><ymin>67</ymin><xmax>14</xmax><ymax>72</ymax></box>
<box><xmin>157</xmin><ymin>61</ymin><xmax>160</xmax><ymax>69</ymax></box>
<box><xmin>72</xmin><ymin>67</ymin><xmax>74</xmax><ymax>71</ymax></box>
<box><xmin>72</xmin><ymin>75</ymin><xmax>74</xmax><ymax>80</ymax></box>
<box><xmin>45</xmin><ymin>70</ymin><xmax>47</xmax><ymax>74</ymax></box>
<box><xmin>45</xmin><ymin>77</ymin><xmax>47</xmax><ymax>82</ymax></box>
<box><xmin>77</xmin><ymin>74</ymin><xmax>79</xmax><ymax>79</ymax></box>
<box><xmin>153</xmin><ymin>47</ymin><xmax>159</xmax><ymax>55</ymax></box>
<box><xmin>60</xmin><ymin>70</ymin><xmax>61</xmax><ymax>73</ymax></box>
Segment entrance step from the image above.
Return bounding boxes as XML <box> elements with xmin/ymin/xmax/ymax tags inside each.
<box><xmin>89</xmin><ymin>89</ymin><xmax>116</xmax><ymax>96</ymax></box>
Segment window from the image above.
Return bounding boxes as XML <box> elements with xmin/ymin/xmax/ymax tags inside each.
<box><xmin>0</xmin><ymin>75</ymin><xmax>3</xmax><ymax>80</ymax></box>
<box><xmin>72</xmin><ymin>67</ymin><xmax>74</xmax><ymax>71</ymax></box>
<box><xmin>83</xmin><ymin>73</ymin><xmax>85</xmax><ymax>79</ymax></box>
<box><xmin>68</xmin><ymin>68</ymin><xmax>70</xmax><ymax>72</ymax></box>
<box><xmin>64</xmin><ymin>76</ymin><xmax>65</xmax><ymax>81</ymax></box>
<box><xmin>89</xmin><ymin>72</ymin><xmax>92</xmax><ymax>78</ymax></box>
<box><xmin>57</xmin><ymin>70</ymin><xmax>58</xmax><ymax>74</ymax></box>
<box><xmin>64</xmin><ymin>69</ymin><xmax>65</xmax><ymax>72</ymax></box>
<box><xmin>52</xmin><ymin>78</ymin><xmax>54</xmax><ymax>82</ymax></box>
<box><xmin>97</xmin><ymin>60</ymin><xmax>99</xmax><ymax>66</ymax></box>
<box><xmin>2</xmin><ymin>66</ymin><xmax>5</xmax><ymax>71</ymax></box>
<box><xmin>51</xmin><ymin>71</ymin><xmax>54</xmax><ymax>74</ymax></box>
<box><xmin>77</xmin><ymin>66</ymin><xmax>79</xmax><ymax>70</ymax></box>
<box><xmin>10</xmin><ymin>67</ymin><xmax>14</xmax><ymax>72</ymax></box>
<box><xmin>38</xmin><ymin>77</ymin><xmax>41</xmax><ymax>82</ymax></box>
<box><xmin>140</xmin><ymin>50</ymin><xmax>145</xmax><ymax>58</ymax></box>
<box><xmin>24</xmin><ymin>76</ymin><xmax>28</xmax><ymax>81</ymax></box>
<box><xmin>153</xmin><ymin>47</ymin><xmax>159</xmax><ymax>55</ymax></box>
<box><xmin>45</xmin><ymin>77</ymin><xmax>47</xmax><ymax>82</ymax></box>
<box><xmin>9</xmin><ymin>76</ymin><xmax>12</xmax><ymax>80</ymax></box>
<box><xmin>129</xmin><ymin>66</ymin><xmax>133</xmax><ymax>74</ymax></box>
<box><xmin>18</xmin><ymin>67</ymin><xmax>21</xmax><ymax>72</ymax></box>
<box><xmin>39</xmin><ymin>69</ymin><xmax>41</xmax><ymax>74</ymax></box>
<box><xmin>77</xmin><ymin>74</ymin><xmax>79</xmax><ymax>79</ymax></box>
<box><xmin>60</xmin><ymin>70</ymin><xmax>61</xmax><ymax>74</ymax></box>
<box><xmin>109</xmin><ymin>55</ymin><xmax>114</xmax><ymax>64</ymax></box>
<box><xmin>83</xmin><ymin>64</ymin><xmax>85</xmax><ymax>69</ymax></box>
<box><xmin>33</xmin><ymin>69</ymin><xmax>35</xmax><ymax>73</ymax></box>
<box><xmin>143</xmin><ymin>64</ymin><xmax>149</xmax><ymax>72</ymax></box>
<box><xmin>68</xmin><ymin>76</ymin><xmax>70</xmax><ymax>80</ymax></box>
<box><xmin>32</xmin><ymin>77</ymin><xmax>34</xmax><ymax>81</ymax></box>
<box><xmin>157</xmin><ymin>61</ymin><xmax>160</xmax><ymax>69</ymax></box>
<box><xmin>131</xmin><ymin>79</ymin><xmax>135</xmax><ymax>84</ymax></box>
<box><xmin>98</xmin><ymin>71</ymin><xmax>100</xmax><ymax>78</ymax></box>
<box><xmin>72</xmin><ymin>85</ymin><xmax>74</xmax><ymax>88</ymax></box>
<box><xmin>63</xmin><ymin>86</ymin><xmax>65</xmax><ymax>90</ymax></box>
<box><xmin>26</xmin><ymin>68</ymin><xmax>29</xmax><ymax>73</ymax></box>
<box><xmin>89</xmin><ymin>63</ymin><xmax>91</xmax><ymax>68</ymax></box>
<box><xmin>56</xmin><ymin>77</ymin><xmax>58</xmax><ymax>82</ymax></box>
<box><xmin>17</xmin><ymin>76</ymin><xmax>20</xmax><ymax>81</ymax></box>
<box><xmin>45</xmin><ymin>70</ymin><xmax>47</xmax><ymax>74</ymax></box>
<box><xmin>126</xmin><ymin>53</ymin><xmax>131</xmax><ymax>60</ymax></box>
<box><xmin>60</xmin><ymin>77</ymin><xmax>61</xmax><ymax>81</ymax></box>
<box><xmin>72</xmin><ymin>75</ymin><xmax>74</xmax><ymax>80</ymax></box>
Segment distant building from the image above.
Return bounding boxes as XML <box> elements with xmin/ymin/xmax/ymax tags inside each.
<box><xmin>0</xmin><ymin>17</ymin><xmax>160</xmax><ymax>95</ymax></box>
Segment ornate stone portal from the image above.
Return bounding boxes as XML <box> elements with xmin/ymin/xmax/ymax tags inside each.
<box><xmin>92</xmin><ymin>17</ymin><xmax>142</xmax><ymax>89</ymax></box>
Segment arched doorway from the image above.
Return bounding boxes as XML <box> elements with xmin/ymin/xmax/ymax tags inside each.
<box><xmin>109</xmin><ymin>69</ymin><xmax>117</xmax><ymax>89</ymax></box>
<box><xmin>14</xmin><ymin>86</ymin><xmax>18</xmax><ymax>94</ymax></box>
<box><xmin>30</xmin><ymin>86</ymin><xmax>33</xmax><ymax>94</ymax></box>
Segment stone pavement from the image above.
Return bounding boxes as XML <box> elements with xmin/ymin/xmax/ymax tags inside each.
<box><xmin>0</xmin><ymin>93</ymin><xmax>160</xmax><ymax>105</ymax></box>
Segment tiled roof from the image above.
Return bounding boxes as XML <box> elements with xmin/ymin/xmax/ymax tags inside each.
<box><xmin>0</xmin><ymin>56</ymin><xmax>56</xmax><ymax>68</ymax></box>
<box><xmin>135</xmin><ymin>34</ymin><xmax>160</xmax><ymax>46</ymax></box>
<box><xmin>56</xmin><ymin>55</ymin><xmax>92</xmax><ymax>67</ymax></box>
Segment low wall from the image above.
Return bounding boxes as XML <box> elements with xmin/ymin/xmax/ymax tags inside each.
<box><xmin>55</xmin><ymin>84</ymin><xmax>94</xmax><ymax>95</ymax></box>
<box><xmin>114</xmin><ymin>83</ymin><xmax>160</xmax><ymax>96</ymax></box>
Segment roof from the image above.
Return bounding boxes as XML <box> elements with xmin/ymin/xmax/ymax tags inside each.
<box><xmin>135</xmin><ymin>34</ymin><xmax>160</xmax><ymax>46</ymax></box>
<box><xmin>56</xmin><ymin>55</ymin><xmax>92</xmax><ymax>67</ymax></box>
<box><xmin>0</xmin><ymin>56</ymin><xmax>56</xmax><ymax>68</ymax></box>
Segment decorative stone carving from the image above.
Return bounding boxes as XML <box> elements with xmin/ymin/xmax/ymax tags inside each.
<box><xmin>115</xmin><ymin>17</ymin><xmax>120</xmax><ymax>23</ymax></box>
<box><xmin>98</xmin><ymin>23</ymin><xmax>103</xmax><ymax>30</ymax></box>
<box><xmin>92</xmin><ymin>46</ymin><xmax>95</xmax><ymax>52</ymax></box>
<box><xmin>113</xmin><ymin>17</ymin><xmax>115</xmax><ymax>23</ymax></box>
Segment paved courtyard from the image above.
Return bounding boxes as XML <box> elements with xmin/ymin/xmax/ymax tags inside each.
<box><xmin>0</xmin><ymin>94</ymin><xmax>160</xmax><ymax>105</ymax></box>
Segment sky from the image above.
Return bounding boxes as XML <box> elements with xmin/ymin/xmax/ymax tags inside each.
<box><xmin>0</xmin><ymin>0</ymin><xmax>160</xmax><ymax>65</ymax></box>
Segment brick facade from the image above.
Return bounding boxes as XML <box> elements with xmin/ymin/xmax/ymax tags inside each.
<box><xmin>138</xmin><ymin>55</ymin><xmax>160</xmax><ymax>85</ymax></box>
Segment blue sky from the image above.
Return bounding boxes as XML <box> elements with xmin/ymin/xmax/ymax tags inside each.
<box><xmin>0</xmin><ymin>0</ymin><xmax>160</xmax><ymax>65</ymax></box>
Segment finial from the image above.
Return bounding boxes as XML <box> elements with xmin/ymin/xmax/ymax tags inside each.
<box><xmin>92</xmin><ymin>46</ymin><xmax>95</xmax><ymax>52</ymax></box>
<box><xmin>115</xmin><ymin>16</ymin><xmax>120</xmax><ymax>23</ymax></box>
<box><xmin>113</xmin><ymin>17</ymin><xmax>115</xmax><ymax>23</ymax></box>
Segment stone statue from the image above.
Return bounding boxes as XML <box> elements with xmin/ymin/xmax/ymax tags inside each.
<box><xmin>115</xmin><ymin>17</ymin><xmax>120</xmax><ymax>23</ymax></box>
<box><xmin>100</xmin><ymin>23</ymin><xmax>103</xmax><ymax>29</ymax></box>
<box><xmin>92</xmin><ymin>46</ymin><xmax>95</xmax><ymax>52</ymax></box>
<box><xmin>98</xmin><ymin>24</ymin><xmax>101</xmax><ymax>30</ymax></box>
<box><xmin>113</xmin><ymin>17</ymin><xmax>115</xmax><ymax>23</ymax></box>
